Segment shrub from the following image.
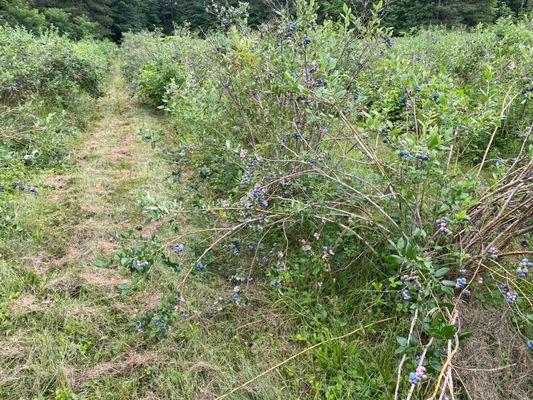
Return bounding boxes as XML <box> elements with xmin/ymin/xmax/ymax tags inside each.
<box><xmin>122</xmin><ymin>2</ymin><xmax>532</xmax><ymax>398</ymax></box>
<box><xmin>0</xmin><ymin>26</ymin><xmax>115</xmax><ymax>172</ymax></box>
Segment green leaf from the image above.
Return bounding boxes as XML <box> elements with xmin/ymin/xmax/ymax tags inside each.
<box><xmin>94</xmin><ymin>259</ymin><xmax>107</xmax><ymax>268</ymax></box>
<box><xmin>434</xmin><ymin>267</ymin><xmax>450</xmax><ymax>278</ymax></box>
<box><xmin>405</xmin><ymin>242</ymin><xmax>417</xmax><ymax>260</ymax></box>
<box><xmin>396</xmin><ymin>336</ymin><xmax>408</xmax><ymax>347</ymax></box>
<box><xmin>429</xmin><ymin>324</ymin><xmax>458</xmax><ymax>340</ymax></box>
<box><xmin>459</xmin><ymin>331</ymin><xmax>473</xmax><ymax>342</ymax></box>
<box><xmin>385</xmin><ymin>255</ymin><xmax>404</xmax><ymax>266</ymax></box>
<box><xmin>442</xmin><ymin>280</ymin><xmax>457</xmax><ymax>287</ymax></box>
<box><xmin>397</xmin><ymin>238</ymin><xmax>405</xmax><ymax>250</ymax></box>
<box><xmin>440</xmin><ymin>324</ymin><xmax>458</xmax><ymax>339</ymax></box>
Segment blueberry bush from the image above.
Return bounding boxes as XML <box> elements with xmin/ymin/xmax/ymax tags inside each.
<box><xmin>0</xmin><ymin>26</ymin><xmax>114</xmax><ymax>174</ymax></box>
<box><xmin>120</xmin><ymin>1</ymin><xmax>532</xmax><ymax>398</ymax></box>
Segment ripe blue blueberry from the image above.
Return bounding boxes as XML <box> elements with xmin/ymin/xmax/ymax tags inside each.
<box><xmin>196</xmin><ymin>262</ymin><xmax>205</xmax><ymax>271</ymax></box>
<box><xmin>233</xmin><ymin>293</ymin><xmax>241</xmax><ymax>303</ymax></box>
<box><xmin>409</xmin><ymin>372</ymin><xmax>421</xmax><ymax>385</ymax></box>
<box><xmin>303</xmin><ymin>37</ymin><xmax>311</xmax><ymax>46</ymax></box>
<box><xmin>400</xmin><ymin>150</ymin><xmax>410</xmax><ymax>157</ymax></box>
<box><xmin>173</xmin><ymin>243</ymin><xmax>185</xmax><ymax>254</ymax></box>
<box><xmin>456</xmin><ymin>277</ymin><xmax>467</xmax><ymax>289</ymax></box>
<box><xmin>505</xmin><ymin>290</ymin><xmax>518</xmax><ymax>303</ymax></box>
<box><xmin>315</xmin><ymin>78</ymin><xmax>327</xmax><ymax>87</ymax></box>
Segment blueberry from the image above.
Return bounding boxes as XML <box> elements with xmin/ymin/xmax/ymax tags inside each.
<box><xmin>461</xmin><ymin>289</ymin><xmax>471</xmax><ymax>302</ymax></box>
<box><xmin>409</xmin><ymin>372</ymin><xmax>421</xmax><ymax>385</ymax></box>
<box><xmin>303</xmin><ymin>37</ymin><xmax>311</xmax><ymax>46</ymax></box>
<box><xmin>196</xmin><ymin>262</ymin><xmax>205</xmax><ymax>270</ymax></box>
<box><xmin>12</xmin><ymin>181</ymin><xmax>24</xmax><ymax>190</ymax></box>
<box><xmin>456</xmin><ymin>277</ymin><xmax>467</xmax><ymax>289</ymax></box>
<box><xmin>415</xmin><ymin>85</ymin><xmax>421</xmax><ymax>91</ymax></box>
<box><xmin>173</xmin><ymin>243</ymin><xmax>185</xmax><ymax>254</ymax></box>
<box><xmin>315</xmin><ymin>78</ymin><xmax>326</xmax><ymax>87</ymax></box>
<box><xmin>400</xmin><ymin>150</ymin><xmax>410</xmax><ymax>157</ymax></box>
<box><xmin>505</xmin><ymin>290</ymin><xmax>518</xmax><ymax>304</ymax></box>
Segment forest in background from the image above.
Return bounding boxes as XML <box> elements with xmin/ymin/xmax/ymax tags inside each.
<box><xmin>0</xmin><ymin>0</ymin><xmax>531</xmax><ymax>40</ymax></box>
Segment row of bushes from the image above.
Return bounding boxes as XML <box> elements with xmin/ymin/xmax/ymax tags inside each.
<box><xmin>121</xmin><ymin>2</ymin><xmax>531</xmax><ymax>398</ymax></box>
<box><xmin>0</xmin><ymin>26</ymin><xmax>115</xmax><ymax>172</ymax></box>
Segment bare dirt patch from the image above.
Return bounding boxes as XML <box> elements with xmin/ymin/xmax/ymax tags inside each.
<box><xmin>75</xmin><ymin>350</ymin><xmax>159</xmax><ymax>385</ymax></box>
<box><xmin>80</xmin><ymin>268</ymin><xmax>130</xmax><ymax>290</ymax></box>
<box><xmin>8</xmin><ymin>294</ymin><xmax>49</xmax><ymax>316</ymax></box>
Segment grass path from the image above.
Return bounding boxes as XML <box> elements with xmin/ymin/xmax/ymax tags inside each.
<box><xmin>0</xmin><ymin>62</ymin><xmax>298</xmax><ymax>400</ymax></box>
<box><xmin>0</xmin><ymin>62</ymin><xmax>179</xmax><ymax>398</ymax></box>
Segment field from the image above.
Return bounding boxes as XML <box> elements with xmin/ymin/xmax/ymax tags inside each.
<box><xmin>0</xmin><ymin>2</ymin><xmax>532</xmax><ymax>400</ymax></box>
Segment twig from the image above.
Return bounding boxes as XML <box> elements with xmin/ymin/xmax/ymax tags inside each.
<box><xmin>394</xmin><ymin>309</ymin><xmax>418</xmax><ymax>400</ymax></box>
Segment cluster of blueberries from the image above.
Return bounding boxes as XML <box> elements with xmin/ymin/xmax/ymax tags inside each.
<box><xmin>517</xmin><ymin>258</ymin><xmax>530</xmax><ymax>278</ymax></box>
<box><xmin>304</xmin><ymin>61</ymin><xmax>327</xmax><ymax>88</ymax></box>
<box><xmin>172</xmin><ymin>243</ymin><xmax>206</xmax><ymax>272</ymax></box>
<box><xmin>400</xmin><ymin>274</ymin><xmax>414</xmax><ymax>301</ymax></box>
<box><xmin>399</xmin><ymin>149</ymin><xmax>430</xmax><ymax>161</ymax></box>
<box><xmin>499</xmin><ymin>283</ymin><xmax>518</xmax><ymax>304</ymax></box>
<box><xmin>408</xmin><ymin>365</ymin><xmax>427</xmax><ymax>385</ymax></box>
<box><xmin>233</xmin><ymin>286</ymin><xmax>241</xmax><ymax>304</ymax></box>
<box><xmin>131</xmin><ymin>259</ymin><xmax>149</xmax><ymax>273</ymax></box>
<box><xmin>240</xmin><ymin>157</ymin><xmax>259</xmax><ymax>186</ymax></box>
<box><xmin>247</xmin><ymin>183</ymin><xmax>269</xmax><ymax>208</ymax></box>
<box><xmin>281</xmin><ymin>179</ymin><xmax>294</xmax><ymax>197</ymax></box>
<box><xmin>0</xmin><ymin>182</ymin><xmax>39</xmax><ymax>195</ymax></box>
<box><xmin>173</xmin><ymin>243</ymin><xmax>185</xmax><ymax>254</ymax></box>
<box><xmin>435</xmin><ymin>218</ymin><xmax>452</xmax><ymax>235</ymax></box>
<box><xmin>454</xmin><ymin>268</ymin><xmax>468</xmax><ymax>290</ymax></box>
<box><xmin>279</xmin><ymin>132</ymin><xmax>304</xmax><ymax>147</ymax></box>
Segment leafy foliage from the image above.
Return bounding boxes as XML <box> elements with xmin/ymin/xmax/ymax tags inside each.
<box><xmin>0</xmin><ymin>26</ymin><xmax>115</xmax><ymax>175</ymax></box>
<box><xmin>121</xmin><ymin>1</ymin><xmax>532</xmax><ymax>397</ymax></box>
<box><xmin>1</xmin><ymin>0</ymin><xmax>530</xmax><ymax>40</ymax></box>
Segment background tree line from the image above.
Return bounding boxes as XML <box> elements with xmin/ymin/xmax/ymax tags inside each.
<box><xmin>0</xmin><ymin>0</ymin><xmax>530</xmax><ymax>40</ymax></box>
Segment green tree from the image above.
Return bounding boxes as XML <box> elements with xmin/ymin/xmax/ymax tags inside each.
<box><xmin>0</xmin><ymin>0</ymin><xmax>46</xmax><ymax>31</ymax></box>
